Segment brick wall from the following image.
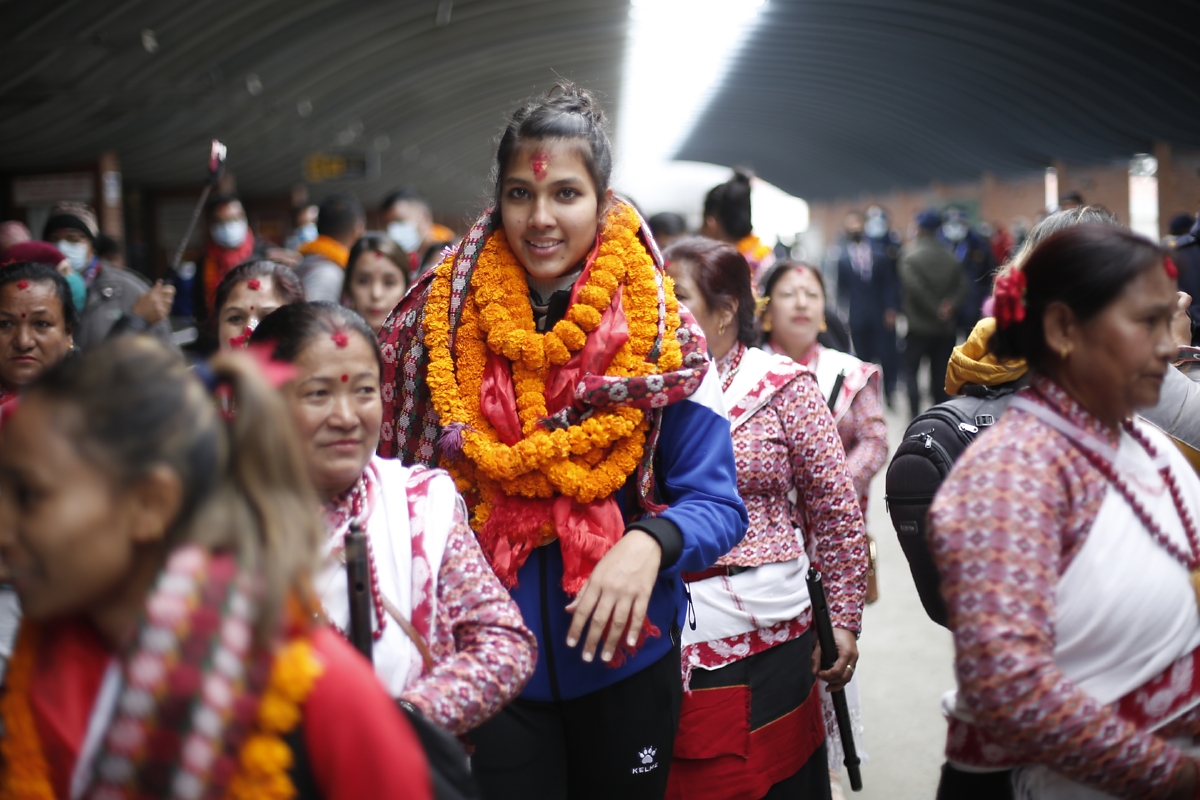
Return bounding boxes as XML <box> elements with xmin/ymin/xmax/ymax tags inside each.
<box><xmin>807</xmin><ymin>145</ymin><xmax>1200</xmax><ymax>249</ymax></box>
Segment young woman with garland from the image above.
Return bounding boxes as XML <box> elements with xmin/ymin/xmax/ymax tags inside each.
<box><xmin>378</xmin><ymin>83</ymin><xmax>747</xmax><ymax>799</ymax></box>
<box><xmin>250</xmin><ymin>302</ymin><xmax>536</xmax><ymax>734</ymax></box>
<box><xmin>663</xmin><ymin>238</ymin><xmax>866</xmax><ymax>800</ymax></box>
<box><xmin>0</xmin><ymin>336</ymin><xmax>431</xmax><ymax>800</ymax></box>
<box><xmin>930</xmin><ymin>225</ymin><xmax>1200</xmax><ymax>800</ymax></box>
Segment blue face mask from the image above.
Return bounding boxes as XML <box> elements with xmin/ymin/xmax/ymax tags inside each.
<box><xmin>54</xmin><ymin>240</ymin><xmax>91</xmax><ymax>273</ymax></box>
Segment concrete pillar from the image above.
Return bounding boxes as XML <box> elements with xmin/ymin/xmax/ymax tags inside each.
<box><xmin>1155</xmin><ymin>141</ymin><xmax>1176</xmax><ymax>239</ymax></box>
<box><xmin>97</xmin><ymin>150</ymin><xmax>123</xmax><ymax>242</ymax></box>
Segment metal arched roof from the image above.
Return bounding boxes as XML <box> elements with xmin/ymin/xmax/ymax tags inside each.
<box><xmin>677</xmin><ymin>0</ymin><xmax>1200</xmax><ymax>199</ymax></box>
<box><xmin>0</xmin><ymin>0</ymin><xmax>627</xmax><ymax>217</ymax></box>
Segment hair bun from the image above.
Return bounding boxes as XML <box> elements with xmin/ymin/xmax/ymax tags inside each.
<box><xmin>547</xmin><ymin>80</ymin><xmax>606</xmax><ymax>125</ymax></box>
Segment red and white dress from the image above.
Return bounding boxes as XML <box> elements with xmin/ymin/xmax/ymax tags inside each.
<box><xmin>667</xmin><ymin>343</ymin><xmax>867</xmax><ymax>800</ymax></box>
<box><xmin>931</xmin><ymin>375</ymin><xmax>1200</xmax><ymax>798</ymax></box>
<box><xmin>765</xmin><ymin>340</ymin><xmax>888</xmax><ymax>512</ymax></box>
<box><xmin>316</xmin><ymin>457</ymin><xmax>537</xmax><ymax>734</ymax></box>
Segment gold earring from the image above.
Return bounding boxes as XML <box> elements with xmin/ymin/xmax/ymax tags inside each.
<box><xmin>718</xmin><ymin>320</ymin><xmax>726</xmax><ymax>336</ymax></box>
<box><xmin>762</xmin><ymin>316</ymin><xmax>772</xmax><ymax>333</ymax></box>
<box><xmin>1060</xmin><ymin>346</ymin><xmax>1070</xmax><ymax>360</ymax></box>
<box><xmin>819</xmin><ymin>319</ymin><xmax>828</xmax><ymax>333</ymax></box>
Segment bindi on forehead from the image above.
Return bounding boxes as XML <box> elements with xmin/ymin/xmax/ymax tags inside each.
<box><xmin>530</xmin><ymin>150</ymin><xmax>551</xmax><ymax>180</ymax></box>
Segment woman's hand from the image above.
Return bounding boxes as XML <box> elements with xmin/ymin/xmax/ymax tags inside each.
<box><xmin>565</xmin><ymin>529</ymin><xmax>661</xmax><ymax>664</ymax></box>
<box><xmin>811</xmin><ymin>627</ymin><xmax>859</xmax><ymax>692</ymax></box>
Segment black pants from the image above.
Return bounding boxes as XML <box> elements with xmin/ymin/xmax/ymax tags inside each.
<box><xmin>935</xmin><ymin>763</ymin><xmax>1013</xmax><ymax>800</ymax></box>
<box><xmin>850</xmin><ymin>317</ymin><xmax>898</xmax><ymax>399</ymax></box>
<box><xmin>905</xmin><ymin>332</ymin><xmax>956</xmax><ymax>416</ymax></box>
<box><xmin>471</xmin><ymin>643</ymin><xmax>683</xmax><ymax>800</ymax></box>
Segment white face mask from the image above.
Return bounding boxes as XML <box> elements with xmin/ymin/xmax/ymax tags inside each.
<box><xmin>942</xmin><ymin>222</ymin><xmax>968</xmax><ymax>242</ymax></box>
<box><xmin>864</xmin><ymin>217</ymin><xmax>888</xmax><ymax>239</ymax></box>
<box><xmin>211</xmin><ymin>219</ymin><xmax>248</xmax><ymax>249</ymax></box>
<box><xmin>387</xmin><ymin>220</ymin><xmax>422</xmax><ymax>254</ymax></box>
<box><xmin>54</xmin><ymin>240</ymin><xmax>91</xmax><ymax>273</ymax></box>
<box><xmin>293</xmin><ymin>222</ymin><xmax>318</xmax><ymax>246</ymax></box>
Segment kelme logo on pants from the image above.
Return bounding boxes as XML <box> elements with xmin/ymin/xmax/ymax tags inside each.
<box><xmin>632</xmin><ymin>746</ymin><xmax>658</xmax><ymax>774</ymax></box>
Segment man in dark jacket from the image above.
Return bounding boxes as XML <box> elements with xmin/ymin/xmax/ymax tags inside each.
<box><xmin>1174</xmin><ymin>213</ymin><xmax>1200</xmax><ymax>336</ymax></box>
<box><xmin>42</xmin><ymin>201</ymin><xmax>177</xmax><ymax>352</ymax></box>
<box><xmin>900</xmin><ymin>210</ymin><xmax>967</xmax><ymax>416</ymax></box>
<box><xmin>939</xmin><ymin>206</ymin><xmax>996</xmax><ymax>333</ymax></box>
<box><xmin>836</xmin><ymin>208</ymin><xmax>901</xmax><ymax>404</ymax></box>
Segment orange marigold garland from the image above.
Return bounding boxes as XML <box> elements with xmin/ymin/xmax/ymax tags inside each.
<box><xmin>0</xmin><ymin>623</ymin><xmax>322</xmax><ymax>800</ymax></box>
<box><xmin>226</xmin><ymin>637</ymin><xmax>324</xmax><ymax>800</ymax></box>
<box><xmin>424</xmin><ymin>202</ymin><xmax>680</xmax><ymax>536</ymax></box>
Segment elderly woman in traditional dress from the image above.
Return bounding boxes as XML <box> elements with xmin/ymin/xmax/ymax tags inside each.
<box><xmin>760</xmin><ymin>261</ymin><xmax>889</xmax><ymax>519</ymax></box>
<box><xmin>663</xmin><ymin>237</ymin><xmax>866</xmax><ymax>800</ymax></box>
<box><xmin>378</xmin><ymin>83</ymin><xmax>747</xmax><ymax>800</ymax></box>
<box><xmin>251</xmin><ymin>302</ymin><xmax>536</xmax><ymax>734</ymax></box>
<box><xmin>931</xmin><ymin>224</ymin><xmax>1200</xmax><ymax>800</ymax></box>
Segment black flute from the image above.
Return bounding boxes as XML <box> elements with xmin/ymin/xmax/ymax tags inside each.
<box><xmin>806</xmin><ymin>567</ymin><xmax>863</xmax><ymax>791</ymax></box>
<box><xmin>345</xmin><ymin>522</ymin><xmax>374</xmax><ymax>662</ymax></box>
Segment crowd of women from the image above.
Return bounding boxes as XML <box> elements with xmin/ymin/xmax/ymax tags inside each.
<box><xmin>1</xmin><ymin>79</ymin><xmax>1199</xmax><ymax>800</ymax></box>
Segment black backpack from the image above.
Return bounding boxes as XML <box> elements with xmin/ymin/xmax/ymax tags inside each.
<box><xmin>884</xmin><ymin>385</ymin><xmax>1020</xmax><ymax>627</ymax></box>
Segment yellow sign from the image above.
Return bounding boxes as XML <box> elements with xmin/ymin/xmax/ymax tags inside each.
<box><xmin>303</xmin><ymin>152</ymin><xmax>367</xmax><ymax>183</ymax></box>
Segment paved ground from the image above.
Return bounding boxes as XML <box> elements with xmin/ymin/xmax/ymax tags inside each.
<box><xmin>831</xmin><ymin>401</ymin><xmax>956</xmax><ymax>800</ymax></box>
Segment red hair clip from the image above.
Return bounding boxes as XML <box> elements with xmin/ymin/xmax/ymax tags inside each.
<box><xmin>993</xmin><ymin>269</ymin><xmax>1027</xmax><ymax>329</ymax></box>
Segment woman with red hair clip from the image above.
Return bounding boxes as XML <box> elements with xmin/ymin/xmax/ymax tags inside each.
<box><xmin>931</xmin><ymin>225</ymin><xmax>1200</xmax><ymax>800</ymax></box>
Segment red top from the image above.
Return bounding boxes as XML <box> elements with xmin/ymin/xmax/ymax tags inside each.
<box><xmin>28</xmin><ymin>619</ymin><xmax>432</xmax><ymax>800</ymax></box>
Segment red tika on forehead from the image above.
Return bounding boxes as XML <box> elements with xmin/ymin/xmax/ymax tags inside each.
<box><xmin>531</xmin><ymin>151</ymin><xmax>551</xmax><ymax>180</ymax></box>
<box><xmin>15</xmin><ymin>281</ymin><xmax>27</xmax><ymax>290</ymax></box>
<box><xmin>246</xmin><ymin>279</ymin><xmax>261</xmax><ymax>291</ymax></box>
<box><xmin>331</xmin><ymin>331</ymin><xmax>349</xmax><ymax>348</ymax></box>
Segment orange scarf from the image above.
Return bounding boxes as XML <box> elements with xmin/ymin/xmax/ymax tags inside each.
<box><xmin>300</xmin><ymin>235</ymin><xmax>350</xmax><ymax>268</ymax></box>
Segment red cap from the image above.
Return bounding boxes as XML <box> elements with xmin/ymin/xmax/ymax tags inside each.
<box><xmin>2</xmin><ymin>241</ymin><xmax>66</xmax><ymax>267</ymax></box>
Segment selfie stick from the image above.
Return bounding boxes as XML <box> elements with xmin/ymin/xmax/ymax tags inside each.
<box><xmin>169</xmin><ymin>139</ymin><xmax>227</xmax><ymax>274</ymax></box>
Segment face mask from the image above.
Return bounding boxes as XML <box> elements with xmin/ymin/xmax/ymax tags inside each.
<box><xmin>54</xmin><ymin>240</ymin><xmax>91</xmax><ymax>273</ymax></box>
<box><xmin>211</xmin><ymin>219</ymin><xmax>248</xmax><ymax>249</ymax></box>
<box><xmin>847</xmin><ymin>231</ymin><xmax>863</xmax><ymax>243</ymax></box>
<box><xmin>293</xmin><ymin>223</ymin><xmax>317</xmax><ymax>246</ymax></box>
<box><xmin>864</xmin><ymin>218</ymin><xmax>888</xmax><ymax>239</ymax></box>
<box><xmin>942</xmin><ymin>222</ymin><xmax>968</xmax><ymax>242</ymax></box>
<box><xmin>388</xmin><ymin>221</ymin><xmax>422</xmax><ymax>254</ymax></box>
